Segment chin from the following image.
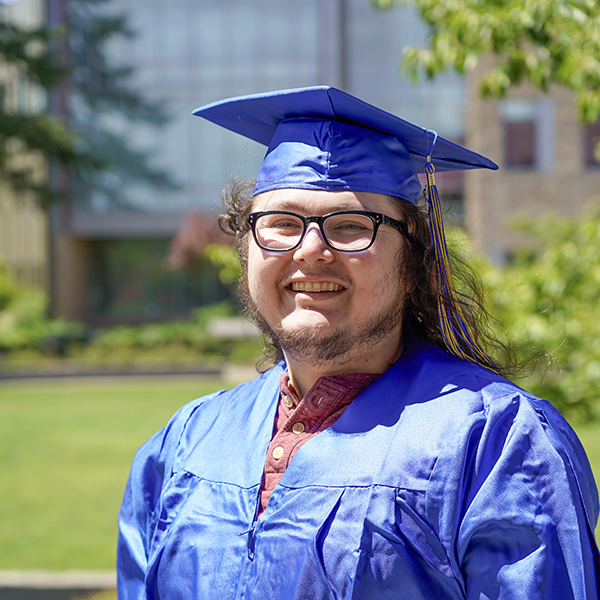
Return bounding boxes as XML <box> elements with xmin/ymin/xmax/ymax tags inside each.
<box><xmin>281</xmin><ymin>312</ymin><xmax>336</xmax><ymax>333</ymax></box>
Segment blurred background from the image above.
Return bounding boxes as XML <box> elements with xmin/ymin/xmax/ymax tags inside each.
<box><xmin>3</xmin><ymin>0</ymin><xmax>471</xmax><ymax>328</ymax></box>
<box><xmin>1</xmin><ymin>0</ymin><xmax>599</xmax><ymax>328</ymax></box>
<box><xmin>0</xmin><ymin>0</ymin><xmax>599</xmax><ymax>596</ymax></box>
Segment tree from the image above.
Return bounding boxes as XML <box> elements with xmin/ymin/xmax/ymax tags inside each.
<box><xmin>67</xmin><ymin>0</ymin><xmax>177</xmax><ymax>209</ymax></box>
<box><xmin>373</xmin><ymin>0</ymin><xmax>600</xmax><ymax>124</ymax></box>
<box><xmin>0</xmin><ymin>0</ymin><xmax>176</xmax><ymax>208</ymax></box>
<box><xmin>0</xmin><ymin>14</ymin><xmax>81</xmax><ymax>205</ymax></box>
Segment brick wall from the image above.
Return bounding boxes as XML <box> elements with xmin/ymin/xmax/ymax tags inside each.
<box><xmin>464</xmin><ymin>57</ymin><xmax>600</xmax><ymax>259</ymax></box>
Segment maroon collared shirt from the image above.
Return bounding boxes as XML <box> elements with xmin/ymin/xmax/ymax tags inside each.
<box><xmin>259</xmin><ymin>371</ymin><xmax>380</xmax><ymax>515</ymax></box>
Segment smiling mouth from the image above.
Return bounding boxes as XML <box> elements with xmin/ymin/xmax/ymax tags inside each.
<box><xmin>290</xmin><ymin>282</ymin><xmax>344</xmax><ymax>292</ymax></box>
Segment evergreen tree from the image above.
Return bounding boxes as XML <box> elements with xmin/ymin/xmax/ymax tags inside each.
<box><xmin>68</xmin><ymin>0</ymin><xmax>177</xmax><ymax>210</ymax></box>
<box><xmin>0</xmin><ymin>7</ymin><xmax>80</xmax><ymax>205</ymax></box>
<box><xmin>0</xmin><ymin>0</ymin><xmax>176</xmax><ymax>208</ymax></box>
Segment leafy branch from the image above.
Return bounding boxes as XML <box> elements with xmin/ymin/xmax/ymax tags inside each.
<box><xmin>374</xmin><ymin>0</ymin><xmax>600</xmax><ymax>123</ymax></box>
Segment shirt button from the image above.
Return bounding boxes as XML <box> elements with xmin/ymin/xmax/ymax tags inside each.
<box><xmin>292</xmin><ymin>422</ymin><xmax>306</xmax><ymax>435</ymax></box>
<box><xmin>283</xmin><ymin>395</ymin><xmax>294</xmax><ymax>408</ymax></box>
<box><xmin>272</xmin><ymin>446</ymin><xmax>284</xmax><ymax>460</ymax></box>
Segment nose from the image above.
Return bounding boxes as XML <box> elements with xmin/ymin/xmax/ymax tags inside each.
<box><xmin>292</xmin><ymin>224</ymin><xmax>334</xmax><ymax>262</ymax></box>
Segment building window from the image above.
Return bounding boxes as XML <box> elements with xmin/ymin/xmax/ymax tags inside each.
<box><xmin>501</xmin><ymin>98</ymin><xmax>554</xmax><ymax>171</ymax></box>
<box><xmin>584</xmin><ymin>120</ymin><xmax>600</xmax><ymax>169</ymax></box>
<box><xmin>504</xmin><ymin>120</ymin><xmax>536</xmax><ymax>168</ymax></box>
<box><xmin>88</xmin><ymin>239</ymin><xmax>231</xmax><ymax>325</ymax></box>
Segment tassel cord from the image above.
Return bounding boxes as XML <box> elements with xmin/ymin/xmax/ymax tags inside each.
<box><xmin>424</xmin><ymin>161</ymin><xmax>497</xmax><ymax>372</ymax></box>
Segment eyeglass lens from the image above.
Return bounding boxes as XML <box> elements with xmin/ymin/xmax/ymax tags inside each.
<box><xmin>254</xmin><ymin>213</ymin><xmax>375</xmax><ymax>251</ymax></box>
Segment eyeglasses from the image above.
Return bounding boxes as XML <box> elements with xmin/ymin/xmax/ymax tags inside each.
<box><xmin>246</xmin><ymin>210</ymin><xmax>408</xmax><ymax>253</ymax></box>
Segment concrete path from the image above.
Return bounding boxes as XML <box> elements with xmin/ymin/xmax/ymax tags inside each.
<box><xmin>0</xmin><ymin>570</ymin><xmax>115</xmax><ymax>589</ymax></box>
<box><xmin>0</xmin><ymin>571</ymin><xmax>115</xmax><ymax>600</ymax></box>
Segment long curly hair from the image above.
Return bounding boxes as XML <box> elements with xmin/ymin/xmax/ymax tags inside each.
<box><xmin>218</xmin><ymin>179</ymin><xmax>516</xmax><ymax>377</ymax></box>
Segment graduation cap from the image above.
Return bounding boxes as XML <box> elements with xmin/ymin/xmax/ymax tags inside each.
<box><xmin>193</xmin><ymin>86</ymin><xmax>499</xmax><ymax>371</ymax></box>
<box><xmin>192</xmin><ymin>85</ymin><xmax>497</xmax><ymax>203</ymax></box>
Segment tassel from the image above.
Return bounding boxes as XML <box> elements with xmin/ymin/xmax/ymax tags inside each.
<box><xmin>423</xmin><ymin>142</ymin><xmax>496</xmax><ymax>371</ymax></box>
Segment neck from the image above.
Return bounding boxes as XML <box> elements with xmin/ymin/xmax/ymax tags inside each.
<box><xmin>283</xmin><ymin>333</ymin><xmax>404</xmax><ymax>398</ymax></box>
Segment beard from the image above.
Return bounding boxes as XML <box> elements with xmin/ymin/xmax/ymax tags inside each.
<box><xmin>241</xmin><ymin>269</ymin><xmax>405</xmax><ymax>368</ymax></box>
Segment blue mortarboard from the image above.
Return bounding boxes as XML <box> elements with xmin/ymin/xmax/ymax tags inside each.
<box><xmin>192</xmin><ymin>86</ymin><xmax>497</xmax><ymax>203</ymax></box>
<box><xmin>192</xmin><ymin>86</ymin><xmax>500</xmax><ymax>372</ymax></box>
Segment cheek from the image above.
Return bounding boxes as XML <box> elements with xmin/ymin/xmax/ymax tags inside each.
<box><xmin>351</xmin><ymin>248</ymin><xmax>396</xmax><ymax>280</ymax></box>
<box><xmin>247</xmin><ymin>247</ymin><xmax>281</xmax><ymax>308</ymax></box>
<box><xmin>247</xmin><ymin>247</ymin><xmax>263</xmax><ymax>298</ymax></box>
<box><xmin>354</xmin><ymin>248</ymin><xmax>404</xmax><ymax>298</ymax></box>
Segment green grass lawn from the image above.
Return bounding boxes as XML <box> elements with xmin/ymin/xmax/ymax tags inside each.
<box><xmin>0</xmin><ymin>376</ymin><xmax>229</xmax><ymax>570</ymax></box>
<box><xmin>0</xmin><ymin>375</ymin><xmax>598</xmax><ymax>570</ymax></box>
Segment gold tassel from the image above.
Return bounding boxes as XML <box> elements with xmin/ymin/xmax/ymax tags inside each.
<box><xmin>424</xmin><ymin>158</ymin><xmax>497</xmax><ymax>371</ymax></box>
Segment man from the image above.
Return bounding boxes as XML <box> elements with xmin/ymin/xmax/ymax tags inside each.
<box><xmin>117</xmin><ymin>87</ymin><xmax>600</xmax><ymax>599</ymax></box>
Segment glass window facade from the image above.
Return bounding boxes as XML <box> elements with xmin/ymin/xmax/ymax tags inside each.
<box><xmin>82</xmin><ymin>0</ymin><xmax>465</xmax><ymax>216</ymax></box>
<box><xmin>88</xmin><ymin>239</ymin><xmax>230</xmax><ymax>322</ymax></box>
<box><xmin>97</xmin><ymin>0</ymin><xmax>321</xmax><ymax>215</ymax></box>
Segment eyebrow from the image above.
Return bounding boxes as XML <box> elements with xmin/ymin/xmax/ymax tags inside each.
<box><xmin>261</xmin><ymin>199</ymin><xmax>366</xmax><ymax>213</ymax></box>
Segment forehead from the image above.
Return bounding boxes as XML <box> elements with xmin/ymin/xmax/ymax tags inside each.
<box><xmin>251</xmin><ymin>188</ymin><xmax>401</xmax><ymax>218</ymax></box>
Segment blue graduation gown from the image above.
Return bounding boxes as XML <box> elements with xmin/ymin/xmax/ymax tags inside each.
<box><xmin>117</xmin><ymin>338</ymin><xmax>600</xmax><ymax>599</ymax></box>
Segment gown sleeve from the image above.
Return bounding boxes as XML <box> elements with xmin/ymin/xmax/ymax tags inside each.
<box><xmin>445</xmin><ymin>387</ymin><xmax>600</xmax><ymax>600</ymax></box>
<box><xmin>116</xmin><ymin>398</ymin><xmax>211</xmax><ymax>600</ymax></box>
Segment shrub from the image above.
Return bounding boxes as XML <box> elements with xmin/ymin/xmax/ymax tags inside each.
<box><xmin>451</xmin><ymin>204</ymin><xmax>600</xmax><ymax>420</ymax></box>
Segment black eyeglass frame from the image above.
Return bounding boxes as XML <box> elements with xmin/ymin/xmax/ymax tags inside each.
<box><xmin>246</xmin><ymin>210</ymin><xmax>408</xmax><ymax>253</ymax></box>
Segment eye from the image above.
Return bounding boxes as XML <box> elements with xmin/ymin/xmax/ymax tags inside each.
<box><xmin>326</xmin><ymin>214</ymin><xmax>373</xmax><ymax>234</ymax></box>
<box><xmin>257</xmin><ymin>214</ymin><xmax>304</xmax><ymax>235</ymax></box>
<box><xmin>268</xmin><ymin>217</ymin><xmax>302</xmax><ymax>230</ymax></box>
<box><xmin>332</xmin><ymin>219</ymin><xmax>370</xmax><ymax>232</ymax></box>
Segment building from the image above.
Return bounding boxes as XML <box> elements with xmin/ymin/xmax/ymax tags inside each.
<box><xmin>465</xmin><ymin>58</ymin><xmax>600</xmax><ymax>261</ymax></box>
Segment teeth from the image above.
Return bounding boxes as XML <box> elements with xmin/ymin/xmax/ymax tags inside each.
<box><xmin>291</xmin><ymin>282</ymin><xmax>342</xmax><ymax>292</ymax></box>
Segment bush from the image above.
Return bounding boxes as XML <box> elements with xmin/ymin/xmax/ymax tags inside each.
<box><xmin>451</xmin><ymin>204</ymin><xmax>600</xmax><ymax>420</ymax></box>
<box><xmin>89</xmin><ymin>300</ymin><xmax>239</xmax><ymax>352</ymax></box>
<box><xmin>0</xmin><ymin>271</ymin><xmax>261</xmax><ymax>364</ymax></box>
<box><xmin>0</xmin><ymin>260</ymin><xmax>86</xmax><ymax>354</ymax></box>
<box><xmin>0</xmin><ymin>260</ymin><xmax>19</xmax><ymax>312</ymax></box>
